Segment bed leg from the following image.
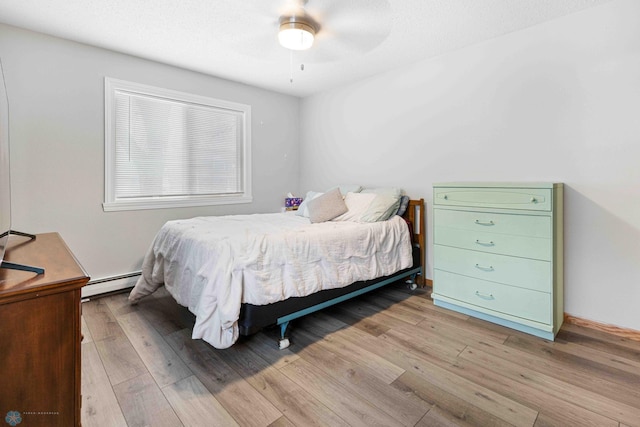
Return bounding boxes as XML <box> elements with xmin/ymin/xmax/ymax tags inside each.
<box><xmin>405</xmin><ymin>274</ymin><xmax>419</xmax><ymax>291</ymax></box>
<box><xmin>278</xmin><ymin>322</ymin><xmax>291</xmax><ymax>350</ymax></box>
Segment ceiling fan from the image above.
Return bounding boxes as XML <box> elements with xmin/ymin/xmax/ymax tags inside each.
<box><xmin>236</xmin><ymin>0</ymin><xmax>393</xmax><ymax>64</ymax></box>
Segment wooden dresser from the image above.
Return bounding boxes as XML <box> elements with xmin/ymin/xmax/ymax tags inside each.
<box><xmin>432</xmin><ymin>183</ymin><xmax>563</xmax><ymax>340</ymax></box>
<box><xmin>0</xmin><ymin>233</ymin><xmax>89</xmax><ymax>426</ymax></box>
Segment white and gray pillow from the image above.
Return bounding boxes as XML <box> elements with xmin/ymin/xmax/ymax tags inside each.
<box><xmin>307</xmin><ymin>188</ymin><xmax>348</xmax><ymax>223</ymax></box>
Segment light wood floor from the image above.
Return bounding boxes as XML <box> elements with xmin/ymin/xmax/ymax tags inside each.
<box><xmin>81</xmin><ymin>283</ymin><xmax>640</xmax><ymax>427</ymax></box>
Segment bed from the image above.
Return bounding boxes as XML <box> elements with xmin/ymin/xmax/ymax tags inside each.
<box><xmin>129</xmin><ymin>187</ymin><xmax>425</xmax><ymax>349</ymax></box>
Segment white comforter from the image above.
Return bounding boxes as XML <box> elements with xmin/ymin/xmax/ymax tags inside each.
<box><xmin>129</xmin><ymin>213</ymin><xmax>412</xmax><ymax>348</ymax></box>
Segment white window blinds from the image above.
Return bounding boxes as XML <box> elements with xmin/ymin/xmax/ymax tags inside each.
<box><xmin>103</xmin><ymin>78</ymin><xmax>251</xmax><ymax>211</ymax></box>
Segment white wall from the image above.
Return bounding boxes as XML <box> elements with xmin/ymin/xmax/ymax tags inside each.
<box><xmin>299</xmin><ymin>0</ymin><xmax>640</xmax><ymax>331</ymax></box>
<box><xmin>0</xmin><ymin>24</ymin><xmax>300</xmax><ymax>284</ymax></box>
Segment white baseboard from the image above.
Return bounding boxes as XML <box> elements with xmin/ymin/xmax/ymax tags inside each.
<box><xmin>82</xmin><ymin>271</ymin><xmax>141</xmax><ymax>298</ymax></box>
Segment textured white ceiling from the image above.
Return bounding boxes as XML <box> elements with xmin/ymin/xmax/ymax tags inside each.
<box><xmin>0</xmin><ymin>0</ymin><xmax>613</xmax><ymax>97</ymax></box>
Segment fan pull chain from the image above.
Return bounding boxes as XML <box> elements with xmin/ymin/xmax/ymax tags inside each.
<box><xmin>290</xmin><ymin>50</ymin><xmax>294</xmax><ymax>83</ymax></box>
<box><xmin>289</xmin><ymin>52</ymin><xmax>305</xmax><ymax>83</ymax></box>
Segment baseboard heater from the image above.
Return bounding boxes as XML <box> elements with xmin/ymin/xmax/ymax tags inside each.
<box><xmin>82</xmin><ymin>271</ymin><xmax>141</xmax><ymax>298</ymax></box>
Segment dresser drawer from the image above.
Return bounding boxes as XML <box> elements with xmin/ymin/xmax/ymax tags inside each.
<box><xmin>434</xmin><ymin>226</ymin><xmax>551</xmax><ymax>261</ymax></box>
<box><xmin>434</xmin><ymin>270</ymin><xmax>551</xmax><ymax>325</ymax></box>
<box><xmin>434</xmin><ymin>209</ymin><xmax>551</xmax><ymax>239</ymax></box>
<box><xmin>434</xmin><ymin>245</ymin><xmax>551</xmax><ymax>292</ymax></box>
<box><xmin>434</xmin><ymin>187</ymin><xmax>552</xmax><ymax>211</ymax></box>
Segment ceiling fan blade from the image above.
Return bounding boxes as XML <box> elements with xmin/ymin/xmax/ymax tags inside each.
<box><xmin>305</xmin><ymin>0</ymin><xmax>392</xmax><ymax>60</ymax></box>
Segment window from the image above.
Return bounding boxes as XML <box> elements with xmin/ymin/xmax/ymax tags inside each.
<box><xmin>103</xmin><ymin>78</ymin><xmax>251</xmax><ymax>211</ymax></box>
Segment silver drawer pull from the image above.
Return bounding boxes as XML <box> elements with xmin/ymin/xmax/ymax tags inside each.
<box><xmin>475</xmin><ymin>239</ymin><xmax>495</xmax><ymax>246</ymax></box>
<box><xmin>475</xmin><ymin>264</ymin><xmax>494</xmax><ymax>271</ymax></box>
<box><xmin>474</xmin><ymin>219</ymin><xmax>495</xmax><ymax>226</ymax></box>
<box><xmin>475</xmin><ymin>291</ymin><xmax>495</xmax><ymax>300</ymax></box>
<box><xmin>530</xmin><ymin>197</ymin><xmax>538</xmax><ymax>203</ymax></box>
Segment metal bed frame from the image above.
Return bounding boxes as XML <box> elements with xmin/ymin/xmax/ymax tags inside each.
<box><xmin>238</xmin><ymin>199</ymin><xmax>426</xmax><ymax>349</ymax></box>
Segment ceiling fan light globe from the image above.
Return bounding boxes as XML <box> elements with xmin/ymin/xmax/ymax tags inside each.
<box><xmin>278</xmin><ymin>21</ymin><xmax>315</xmax><ymax>50</ymax></box>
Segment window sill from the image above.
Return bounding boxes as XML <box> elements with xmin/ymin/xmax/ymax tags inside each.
<box><xmin>102</xmin><ymin>194</ymin><xmax>253</xmax><ymax>212</ymax></box>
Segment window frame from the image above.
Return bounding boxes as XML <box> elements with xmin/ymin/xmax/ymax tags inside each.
<box><xmin>103</xmin><ymin>77</ymin><xmax>252</xmax><ymax>212</ymax></box>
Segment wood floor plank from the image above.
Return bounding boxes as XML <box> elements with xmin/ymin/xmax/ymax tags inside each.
<box><xmin>497</xmin><ymin>335</ymin><xmax>640</xmax><ymax>408</ymax></box>
<box><xmin>539</xmin><ymin>335</ymin><xmax>640</xmax><ymax>376</ymax></box>
<box><xmin>448</xmin><ymin>353</ymin><xmax>618</xmax><ymax>427</ymax></box>
<box><xmin>377</xmin><ymin>286</ymin><xmax>435</xmax><ymax>309</ymax></box>
<box><xmin>295</xmin><ymin>325</ymin><xmax>406</xmax><ymax>385</ymax></box>
<box><xmin>560</xmin><ymin>323</ymin><xmax>640</xmax><ymax>353</ymax></box>
<box><xmin>416</xmin><ymin>406</ymin><xmax>481</xmax><ymax>427</ymax></box>
<box><xmin>293</xmin><ymin>328</ymin><xmax>429</xmax><ymax>426</ymax></box>
<box><xmin>81</xmin><ymin>313</ymin><xmax>93</xmax><ymax>343</ymax></box>
<box><xmin>382</xmin><ymin>324</ymin><xmax>467</xmax><ymax>361</ymax></box>
<box><xmin>460</xmin><ymin>345</ymin><xmax>640</xmax><ymax>426</ymax></box>
<box><xmin>395</xmin><ymin>371</ymin><xmax>515</xmax><ymax>427</ymax></box>
<box><xmin>417</xmin><ymin>312</ymin><xmax>510</xmax><ymax>344</ymax></box>
<box><xmin>385</xmin><ymin>282</ymin><xmax>432</xmax><ymax>299</ymax></box>
<box><xmin>242</xmin><ymin>330</ymin><xmax>300</xmax><ymax>369</ymax></box>
<box><xmin>335</xmin><ymin>328</ymin><xmax>537</xmax><ymax>426</ymax></box>
<box><xmin>113</xmin><ymin>372</ymin><xmax>183</xmax><ymax>427</ymax></box>
<box><xmin>83</xmin><ymin>297</ymin><xmax>127</xmax><ymax>342</ymax></box>
<box><xmin>533</xmin><ymin>412</ymin><xmax>614</xmax><ymax>427</ymax></box>
<box><xmin>509</xmin><ymin>330</ymin><xmax>640</xmax><ymax>371</ymax></box>
<box><xmin>142</xmin><ymin>290</ymin><xmax>196</xmax><ymax>336</ymax></box>
<box><xmin>464</xmin><ymin>313</ymin><xmax>542</xmax><ymax>342</ymax></box>
<box><xmin>338</xmin><ymin>298</ymin><xmax>421</xmax><ymax>327</ymax></box>
<box><xmin>332</xmin><ymin>298</ymin><xmax>401</xmax><ymax>324</ymax></box>
<box><xmin>380</xmin><ymin>285</ymin><xmax>469</xmax><ymax>320</ymax></box>
<box><xmin>362</xmin><ymin>288</ymin><xmax>432</xmax><ymax>317</ymax></box>
<box><xmin>329</xmin><ymin>320</ymin><xmax>461</xmax><ymax>375</ymax></box>
<box><xmin>162</xmin><ymin>375</ymin><xmax>239</xmax><ymax>427</ymax></box>
<box><xmin>103</xmin><ymin>291</ymin><xmax>138</xmax><ymax>317</ymax></box>
<box><xmin>165</xmin><ymin>328</ymin><xmax>282</xmax><ymax>427</ymax></box>
<box><xmin>323</xmin><ymin>305</ymin><xmax>391</xmax><ymax>336</ymax></box>
<box><xmin>280</xmin><ymin>357</ymin><xmax>405</xmax><ymax>427</ymax></box>
<box><xmin>81</xmin><ymin>342</ymin><xmax>128</xmax><ymax>427</ymax></box>
<box><xmin>359</xmin><ymin>293</ymin><xmax>427</xmax><ymax>324</ymax></box>
<box><xmin>412</xmin><ymin>355</ymin><xmax>538</xmax><ymax>426</ymax></box>
<box><xmin>116</xmin><ymin>310</ymin><xmax>193</xmax><ymax>388</ymax></box>
<box><xmin>378</xmin><ymin>291</ymin><xmax>462</xmax><ymax>325</ymax></box>
<box><xmin>557</xmin><ymin>327</ymin><xmax>640</xmax><ymax>363</ymax></box>
<box><xmin>214</xmin><ymin>340</ymin><xmax>351</xmax><ymax>427</ymax></box>
<box><xmin>386</xmin><ymin>324</ymin><xmax>616</xmax><ymax>427</ymax></box>
<box><xmin>268</xmin><ymin>416</ymin><xmax>297</xmax><ymax>427</ymax></box>
<box><xmin>94</xmin><ymin>334</ymin><xmax>149</xmax><ymax>386</ymax></box>
<box><xmin>299</xmin><ymin>310</ymin><xmax>350</xmax><ymax>333</ymax></box>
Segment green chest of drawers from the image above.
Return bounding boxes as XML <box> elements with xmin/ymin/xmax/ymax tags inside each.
<box><xmin>432</xmin><ymin>183</ymin><xmax>564</xmax><ymax>340</ymax></box>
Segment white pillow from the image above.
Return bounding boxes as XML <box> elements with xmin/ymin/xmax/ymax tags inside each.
<box><xmin>328</xmin><ymin>184</ymin><xmax>363</xmax><ymax>197</ymax></box>
<box><xmin>332</xmin><ymin>192</ymin><xmax>377</xmax><ymax>222</ymax></box>
<box><xmin>295</xmin><ymin>191</ymin><xmax>323</xmax><ymax>217</ymax></box>
<box><xmin>361</xmin><ymin>187</ymin><xmax>403</xmax><ymax>199</ymax></box>
<box><xmin>359</xmin><ymin>187</ymin><xmax>404</xmax><ymax>222</ymax></box>
<box><xmin>360</xmin><ymin>194</ymin><xmax>402</xmax><ymax>222</ymax></box>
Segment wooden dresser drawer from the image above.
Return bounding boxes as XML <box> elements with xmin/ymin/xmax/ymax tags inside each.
<box><xmin>434</xmin><ymin>209</ymin><xmax>551</xmax><ymax>238</ymax></box>
<box><xmin>434</xmin><ymin>270</ymin><xmax>551</xmax><ymax>325</ymax></box>
<box><xmin>434</xmin><ymin>187</ymin><xmax>552</xmax><ymax>211</ymax></box>
<box><xmin>434</xmin><ymin>245</ymin><xmax>551</xmax><ymax>293</ymax></box>
<box><xmin>434</xmin><ymin>226</ymin><xmax>552</xmax><ymax>261</ymax></box>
